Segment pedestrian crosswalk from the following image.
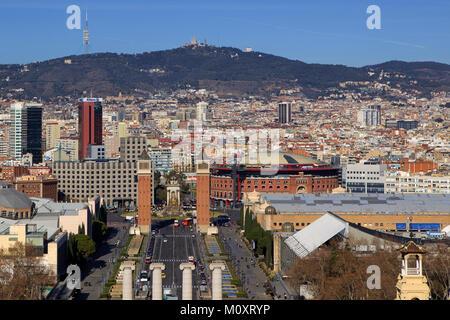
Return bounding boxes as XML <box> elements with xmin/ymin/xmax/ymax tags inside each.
<box><xmin>155</xmin><ymin>235</ymin><xmax>193</xmax><ymax>238</ymax></box>
<box><xmin>151</xmin><ymin>259</ymin><xmax>189</xmax><ymax>262</ymax></box>
<box><xmin>162</xmin><ymin>285</ymin><xmax>201</xmax><ymax>289</ymax></box>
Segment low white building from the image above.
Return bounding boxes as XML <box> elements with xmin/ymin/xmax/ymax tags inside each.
<box><xmin>385</xmin><ymin>171</ymin><xmax>450</xmax><ymax>194</ymax></box>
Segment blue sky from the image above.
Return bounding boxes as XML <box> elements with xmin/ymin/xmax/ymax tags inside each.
<box><xmin>0</xmin><ymin>0</ymin><xmax>449</xmax><ymax>66</ymax></box>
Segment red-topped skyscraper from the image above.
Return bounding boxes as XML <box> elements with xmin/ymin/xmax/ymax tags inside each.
<box><xmin>78</xmin><ymin>98</ymin><xmax>103</xmax><ymax>160</ymax></box>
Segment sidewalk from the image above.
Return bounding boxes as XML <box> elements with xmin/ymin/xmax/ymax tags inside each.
<box><xmin>219</xmin><ymin>224</ymin><xmax>293</xmax><ymax>300</ymax></box>
<box><xmin>80</xmin><ymin>223</ymin><xmax>129</xmax><ymax>300</ymax></box>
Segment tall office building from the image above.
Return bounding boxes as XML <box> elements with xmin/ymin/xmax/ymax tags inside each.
<box><xmin>25</xmin><ymin>103</ymin><xmax>43</xmax><ymax>163</ymax></box>
<box><xmin>9</xmin><ymin>102</ymin><xmax>43</xmax><ymax>162</ymax></box>
<box><xmin>196</xmin><ymin>102</ymin><xmax>208</xmax><ymax>122</ymax></box>
<box><xmin>78</xmin><ymin>98</ymin><xmax>103</xmax><ymax>160</ymax></box>
<box><xmin>9</xmin><ymin>103</ymin><xmax>27</xmax><ymax>160</ymax></box>
<box><xmin>46</xmin><ymin>122</ymin><xmax>61</xmax><ymax>150</ymax></box>
<box><xmin>278</xmin><ymin>102</ymin><xmax>292</xmax><ymax>124</ymax></box>
<box><xmin>357</xmin><ymin>105</ymin><xmax>381</xmax><ymax>127</ymax></box>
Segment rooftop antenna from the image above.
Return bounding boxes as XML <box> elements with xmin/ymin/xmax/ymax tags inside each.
<box><xmin>83</xmin><ymin>10</ymin><xmax>89</xmax><ymax>54</ymax></box>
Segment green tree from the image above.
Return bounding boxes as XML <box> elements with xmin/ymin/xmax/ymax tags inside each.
<box><xmin>97</xmin><ymin>203</ymin><xmax>107</xmax><ymax>223</ymax></box>
<box><xmin>155</xmin><ymin>186</ymin><xmax>167</xmax><ymax>204</ymax></box>
<box><xmin>74</xmin><ymin>234</ymin><xmax>96</xmax><ymax>260</ymax></box>
<box><xmin>92</xmin><ymin>219</ymin><xmax>107</xmax><ymax>245</ymax></box>
<box><xmin>238</xmin><ymin>207</ymin><xmax>244</xmax><ymax>227</ymax></box>
<box><xmin>78</xmin><ymin>223</ymin><xmax>85</xmax><ymax>235</ymax></box>
<box><xmin>67</xmin><ymin>233</ymin><xmax>77</xmax><ymax>264</ymax></box>
<box><xmin>154</xmin><ymin>171</ymin><xmax>161</xmax><ymax>186</ymax></box>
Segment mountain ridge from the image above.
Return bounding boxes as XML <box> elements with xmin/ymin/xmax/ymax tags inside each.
<box><xmin>1</xmin><ymin>45</ymin><xmax>449</xmax><ymax>100</ymax></box>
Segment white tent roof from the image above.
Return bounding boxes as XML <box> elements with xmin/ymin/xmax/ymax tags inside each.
<box><xmin>284</xmin><ymin>212</ymin><xmax>349</xmax><ymax>258</ymax></box>
<box><xmin>442</xmin><ymin>225</ymin><xmax>450</xmax><ymax>236</ymax></box>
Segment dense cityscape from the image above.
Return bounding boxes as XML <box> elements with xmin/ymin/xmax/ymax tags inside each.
<box><xmin>0</xmin><ymin>2</ymin><xmax>449</xmax><ymax>308</ymax></box>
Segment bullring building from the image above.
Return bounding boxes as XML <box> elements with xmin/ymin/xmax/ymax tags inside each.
<box><xmin>210</xmin><ymin>152</ymin><xmax>339</xmax><ymax>207</ymax></box>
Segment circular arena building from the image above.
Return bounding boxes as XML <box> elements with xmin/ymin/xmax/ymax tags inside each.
<box><xmin>210</xmin><ymin>152</ymin><xmax>340</xmax><ymax>207</ymax></box>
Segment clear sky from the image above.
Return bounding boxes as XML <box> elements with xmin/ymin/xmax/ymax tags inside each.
<box><xmin>0</xmin><ymin>0</ymin><xmax>449</xmax><ymax>67</ymax></box>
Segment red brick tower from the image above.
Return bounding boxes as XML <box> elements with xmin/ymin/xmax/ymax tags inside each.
<box><xmin>137</xmin><ymin>150</ymin><xmax>153</xmax><ymax>234</ymax></box>
<box><xmin>196</xmin><ymin>162</ymin><xmax>210</xmax><ymax>233</ymax></box>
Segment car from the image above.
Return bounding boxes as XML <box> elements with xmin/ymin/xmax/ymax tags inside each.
<box><xmin>145</xmin><ymin>256</ymin><xmax>151</xmax><ymax>263</ymax></box>
<box><xmin>140</xmin><ymin>271</ymin><xmax>148</xmax><ymax>282</ymax></box>
<box><xmin>200</xmin><ymin>279</ymin><xmax>207</xmax><ymax>285</ymax></box>
<box><xmin>191</xmin><ymin>234</ymin><xmax>195</xmax><ymax>238</ymax></box>
<box><xmin>163</xmin><ymin>238</ymin><xmax>168</xmax><ymax>243</ymax></box>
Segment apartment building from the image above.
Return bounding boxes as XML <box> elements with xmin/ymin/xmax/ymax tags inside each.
<box><xmin>149</xmin><ymin>147</ymin><xmax>173</xmax><ymax>173</ymax></box>
<box><xmin>385</xmin><ymin>171</ymin><xmax>450</xmax><ymax>194</ymax></box>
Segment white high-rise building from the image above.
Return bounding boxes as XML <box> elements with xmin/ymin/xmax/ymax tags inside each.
<box><xmin>9</xmin><ymin>103</ymin><xmax>27</xmax><ymax>160</ymax></box>
<box><xmin>357</xmin><ymin>105</ymin><xmax>381</xmax><ymax>127</ymax></box>
<box><xmin>196</xmin><ymin>102</ymin><xmax>208</xmax><ymax>122</ymax></box>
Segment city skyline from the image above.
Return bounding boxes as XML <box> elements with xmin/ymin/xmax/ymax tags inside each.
<box><xmin>0</xmin><ymin>1</ymin><xmax>448</xmax><ymax>304</ymax></box>
<box><xmin>0</xmin><ymin>0</ymin><xmax>449</xmax><ymax>66</ymax></box>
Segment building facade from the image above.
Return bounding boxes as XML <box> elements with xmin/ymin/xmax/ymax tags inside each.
<box><xmin>45</xmin><ymin>122</ymin><xmax>61</xmax><ymax>150</ymax></box>
<box><xmin>9</xmin><ymin>103</ymin><xmax>27</xmax><ymax>160</ymax></box>
<box><xmin>25</xmin><ymin>103</ymin><xmax>43</xmax><ymax>163</ymax></box>
<box><xmin>342</xmin><ymin>160</ymin><xmax>386</xmax><ymax>193</ymax></box>
<box><xmin>149</xmin><ymin>147</ymin><xmax>173</xmax><ymax>173</ymax></box>
<box><xmin>385</xmin><ymin>171</ymin><xmax>450</xmax><ymax>194</ymax></box>
<box><xmin>243</xmin><ymin>192</ymin><xmax>450</xmax><ymax>234</ymax></box>
<box><xmin>211</xmin><ymin>172</ymin><xmax>339</xmax><ymax>206</ymax></box>
<box><xmin>53</xmin><ymin>136</ymin><xmax>149</xmax><ymax>207</ymax></box>
<box><xmin>55</xmin><ymin>138</ymin><xmax>79</xmax><ymax>161</ymax></box>
<box><xmin>13</xmin><ymin>175</ymin><xmax>58</xmax><ymax>201</ymax></box>
<box><xmin>278</xmin><ymin>102</ymin><xmax>292</xmax><ymax>124</ymax></box>
<box><xmin>78</xmin><ymin>98</ymin><xmax>103</xmax><ymax>160</ymax></box>
<box><xmin>357</xmin><ymin>105</ymin><xmax>381</xmax><ymax>127</ymax></box>
<box><xmin>119</xmin><ymin>136</ymin><xmax>147</xmax><ymax>163</ymax></box>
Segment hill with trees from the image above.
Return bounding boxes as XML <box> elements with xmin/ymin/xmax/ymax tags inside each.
<box><xmin>1</xmin><ymin>45</ymin><xmax>449</xmax><ymax>100</ymax></box>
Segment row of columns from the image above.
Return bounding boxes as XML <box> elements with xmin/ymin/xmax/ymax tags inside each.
<box><xmin>122</xmin><ymin>262</ymin><xmax>225</xmax><ymax>300</ymax></box>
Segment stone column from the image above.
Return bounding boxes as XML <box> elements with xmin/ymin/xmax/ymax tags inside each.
<box><xmin>209</xmin><ymin>262</ymin><xmax>225</xmax><ymax>300</ymax></box>
<box><xmin>122</xmin><ymin>267</ymin><xmax>133</xmax><ymax>300</ymax></box>
<box><xmin>150</xmin><ymin>263</ymin><xmax>166</xmax><ymax>300</ymax></box>
<box><xmin>180</xmin><ymin>263</ymin><xmax>196</xmax><ymax>300</ymax></box>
